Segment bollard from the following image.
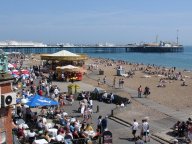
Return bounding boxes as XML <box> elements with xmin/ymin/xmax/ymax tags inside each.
<box><xmin>111</xmin><ymin>110</ymin><xmax>113</xmax><ymax>116</ymax></box>
<box><xmin>96</xmin><ymin>105</ymin><xmax>99</xmax><ymax>113</ymax></box>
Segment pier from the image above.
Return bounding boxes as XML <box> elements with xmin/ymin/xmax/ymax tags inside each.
<box><xmin>1</xmin><ymin>45</ymin><xmax>184</xmax><ymax>54</ymax></box>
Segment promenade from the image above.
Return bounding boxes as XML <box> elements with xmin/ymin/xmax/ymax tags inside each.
<box><xmin>85</xmin><ymin>69</ymin><xmax>192</xmax><ymax>143</ymax></box>
<box><xmin>53</xmin><ymin>80</ymin><xmax>160</xmax><ymax>144</ymax></box>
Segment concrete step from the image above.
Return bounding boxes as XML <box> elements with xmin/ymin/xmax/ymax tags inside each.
<box><xmin>109</xmin><ymin>116</ymin><xmax>131</xmax><ymax>128</ymax></box>
<box><xmin>109</xmin><ymin>116</ymin><xmax>172</xmax><ymax>144</ymax></box>
<box><xmin>150</xmin><ymin>135</ymin><xmax>171</xmax><ymax>144</ymax></box>
<box><xmin>151</xmin><ymin>130</ymin><xmax>175</xmax><ymax>144</ymax></box>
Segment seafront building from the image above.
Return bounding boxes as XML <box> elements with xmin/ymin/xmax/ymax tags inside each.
<box><xmin>0</xmin><ymin>49</ymin><xmax>16</xmax><ymax>144</ymax></box>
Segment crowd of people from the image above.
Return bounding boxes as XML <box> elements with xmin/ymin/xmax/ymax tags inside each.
<box><xmin>172</xmin><ymin>118</ymin><xmax>192</xmax><ymax>143</ymax></box>
<box><xmin>9</xmin><ymin>54</ymin><xmax>114</xmax><ymax>144</ymax></box>
<box><xmin>8</xmin><ymin>54</ymin><xmax>192</xmax><ymax>144</ymax></box>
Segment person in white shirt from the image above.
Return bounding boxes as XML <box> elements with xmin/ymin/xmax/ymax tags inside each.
<box><xmin>27</xmin><ymin>129</ymin><xmax>36</xmax><ymax>138</ymax></box>
<box><xmin>142</xmin><ymin>119</ymin><xmax>150</xmax><ymax>142</ymax></box>
<box><xmin>62</xmin><ymin>111</ymin><xmax>68</xmax><ymax>117</ymax></box>
<box><xmin>132</xmin><ymin>119</ymin><xmax>139</xmax><ymax>140</ymax></box>
<box><xmin>89</xmin><ymin>98</ymin><xmax>93</xmax><ymax>109</ymax></box>
<box><xmin>97</xmin><ymin>116</ymin><xmax>102</xmax><ymax>133</ymax></box>
<box><xmin>70</xmin><ymin>116</ymin><xmax>76</xmax><ymax>123</ymax></box>
<box><xmin>54</xmin><ymin>87</ymin><xmax>59</xmax><ymax>97</ymax></box>
<box><xmin>42</xmin><ymin>116</ymin><xmax>47</xmax><ymax>124</ymax></box>
<box><xmin>27</xmin><ymin>129</ymin><xmax>36</xmax><ymax>144</ymax></box>
<box><xmin>56</xmin><ymin>133</ymin><xmax>64</xmax><ymax>142</ymax></box>
<box><xmin>120</xmin><ymin>102</ymin><xmax>125</xmax><ymax>107</ymax></box>
<box><xmin>37</xmin><ymin>119</ymin><xmax>44</xmax><ymax>130</ymax></box>
<box><xmin>61</xmin><ymin>73</ymin><xmax>65</xmax><ymax>81</ymax></box>
<box><xmin>80</xmin><ymin>101</ymin><xmax>85</xmax><ymax>117</ymax></box>
<box><xmin>102</xmin><ymin>91</ymin><xmax>108</xmax><ymax>100</ymax></box>
<box><xmin>51</xmin><ymin>93</ymin><xmax>55</xmax><ymax>100</ymax></box>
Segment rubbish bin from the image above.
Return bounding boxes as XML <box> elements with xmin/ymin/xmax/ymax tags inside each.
<box><xmin>99</xmin><ymin>70</ymin><xmax>104</xmax><ymax>75</ymax></box>
<box><xmin>68</xmin><ymin>84</ymin><xmax>80</xmax><ymax>94</ymax></box>
<box><xmin>68</xmin><ymin>84</ymin><xmax>75</xmax><ymax>94</ymax></box>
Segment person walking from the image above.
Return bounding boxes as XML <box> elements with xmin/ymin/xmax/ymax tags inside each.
<box><xmin>113</xmin><ymin>77</ymin><xmax>116</xmax><ymax>88</ymax></box>
<box><xmin>98</xmin><ymin>78</ymin><xmax>101</xmax><ymax>86</ymax></box>
<box><xmin>97</xmin><ymin>116</ymin><xmax>102</xmax><ymax>133</ymax></box>
<box><xmin>101</xmin><ymin>116</ymin><xmax>108</xmax><ymax>132</ymax></box>
<box><xmin>132</xmin><ymin>119</ymin><xmax>139</xmax><ymax>140</ymax></box>
<box><xmin>138</xmin><ymin>85</ymin><xmax>142</xmax><ymax>98</ymax></box>
<box><xmin>143</xmin><ymin>86</ymin><xmax>150</xmax><ymax>98</ymax></box>
<box><xmin>119</xmin><ymin>78</ymin><xmax>121</xmax><ymax>88</ymax></box>
<box><xmin>142</xmin><ymin>119</ymin><xmax>150</xmax><ymax>142</ymax></box>
<box><xmin>121</xmin><ymin>78</ymin><xmax>124</xmax><ymax>88</ymax></box>
<box><xmin>103</xmin><ymin>76</ymin><xmax>106</xmax><ymax>84</ymax></box>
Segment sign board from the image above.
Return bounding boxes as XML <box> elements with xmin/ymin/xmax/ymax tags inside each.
<box><xmin>103</xmin><ymin>130</ymin><xmax>112</xmax><ymax>144</ymax></box>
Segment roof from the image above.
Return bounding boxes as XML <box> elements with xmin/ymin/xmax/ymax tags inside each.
<box><xmin>51</xmin><ymin>50</ymin><xmax>80</xmax><ymax>57</ymax></box>
<box><xmin>41</xmin><ymin>50</ymin><xmax>87</xmax><ymax>61</ymax></box>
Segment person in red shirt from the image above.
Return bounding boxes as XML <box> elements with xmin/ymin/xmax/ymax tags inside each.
<box><xmin>39</xmin><ymin>89</ymin><xmax>43</xmax><ymax>96</ymax></box>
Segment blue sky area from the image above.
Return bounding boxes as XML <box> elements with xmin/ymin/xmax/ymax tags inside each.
<box><xmin>0</xmin><ymin>0</ymin><xmax>192</xmax><ymax>45</ymax></box>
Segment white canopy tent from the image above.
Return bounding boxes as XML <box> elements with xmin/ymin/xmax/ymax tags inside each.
<box><xmin>51</xmin><ymin>50</ymin><xmax>80</xmax><ymax>57</ymax></box>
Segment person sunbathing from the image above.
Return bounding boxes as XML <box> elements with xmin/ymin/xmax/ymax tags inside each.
<box><xmin>157</xmin><ymin>83</ymin><xmax>166</xmax><ymax>88</ymax></box>
<box><xmin>181</xmin><ymin>81</ymin><xmax>188</xmax><ymax>86</ymax></box>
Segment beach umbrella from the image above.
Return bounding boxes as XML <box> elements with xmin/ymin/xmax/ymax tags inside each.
<box><xmin>21</xmin><ymin>69</ymin><xmax>30</xmax><ymax>74</ymax></box>
<box><xmin>12</xmin><ymin>63</ymin><xmax>17</xmax><ymax>68</ymax></box>
<box><xmin>8</xmin><ymin>63</ymin><xmax>14</xmax><ymax>68</ymax></box>
<box><xmin>26</xmin><ymin>94</ymin><xmax>59</xmax><ymax>107</ymax></box>
<box><xmin>12</xmin><ymin>69</ymin><xmax>20</xmax><ymax>75</ymax></box>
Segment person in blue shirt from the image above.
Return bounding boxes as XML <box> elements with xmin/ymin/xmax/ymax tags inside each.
<box><xmin>101</xmin><ymin>116</ymin><xmax>108</xmax><ymax>132</ymax></box>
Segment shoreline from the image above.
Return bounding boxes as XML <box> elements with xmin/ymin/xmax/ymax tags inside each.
<box><xmin>88</xmin><ymin>53</ymin><xmax>192</xmax><ymax>72</ymax></box>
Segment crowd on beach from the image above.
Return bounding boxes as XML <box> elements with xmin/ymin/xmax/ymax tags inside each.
<box><xmin>12</xmin><ymin>72</ymin><xmax>111</xmax><ymax>144</ymax></box>
<box><xmin>88</xmin><ymin>57</ymin><xmax>192</xmax><ymax>143</ymax></box>
<box><xmin>7</xmin><ymin>54</ymin><xmax>119</xmax><ymax>144</ymax></box>
<box><xmin>5</xmin><ymin>53</ymin><xmax>191</xmax><ymax>144</ymax></box>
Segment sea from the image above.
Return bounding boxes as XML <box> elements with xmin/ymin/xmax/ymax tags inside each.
<box><xmin>87</xmin><ymin>46</ymin><xmax>192</xmax><ymax>70</ymax></box>
<box><xmin>4</xmin><ymin>45</ymin><xmax>192</xmax><ymax>70</ymax></box>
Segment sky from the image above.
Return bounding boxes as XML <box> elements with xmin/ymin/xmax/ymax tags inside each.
<box><xmin>0</xmin><ymin>0</ymin><xmax>192</xmax><ymax>45</ymax></box>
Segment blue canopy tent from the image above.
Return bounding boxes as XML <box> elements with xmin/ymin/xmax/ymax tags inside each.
<box><xmin>26</xmin><ymin>94</ymin><xmax>58</xmax><ymax>107</ymax></box>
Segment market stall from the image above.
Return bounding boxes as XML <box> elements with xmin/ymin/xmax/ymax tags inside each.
<box><xmin>56</xmin><ymin>65</ymin><xmax>83</xmax><ymax>81</ymax></box>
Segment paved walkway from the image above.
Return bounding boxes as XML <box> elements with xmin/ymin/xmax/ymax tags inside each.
<box><xmin>53</xmin><ymin>80</ymin><xmax>159</xmax><ymax>143</ymax></box>
<box><xmin>86</xmin><ymin>70</ymin><xmax>192</xmax><ymax>143</ymax></box>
